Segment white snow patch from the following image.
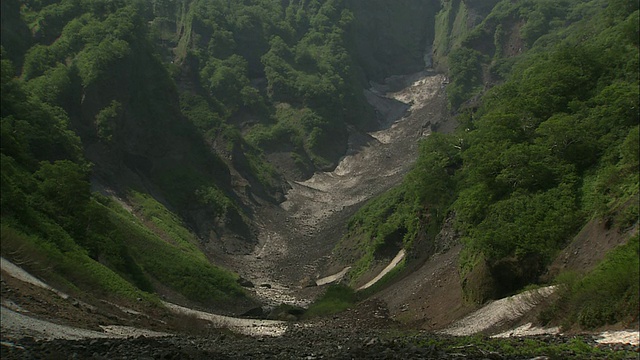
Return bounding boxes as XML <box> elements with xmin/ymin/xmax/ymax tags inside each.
<box><xmin>316</xmin><ymin>266</ymin><xmax>351</xmax><ymax>286</ymax></box>
<box><xmin>162</xmin><ymin>301</ymin><xmax>287</xmax><ymax>337</ymax></box>
<box><xmin>1</xmin><ymin>257</ymin><xmax>69</xmax><ymax>299</ymax></box>
<box><xmin>357</xmin><ymin>250</ymin><xmax>406</xmax><ymax>291</ymax></box>
<box><xmin>100</xmin><ymin>325</ymin><xmax>172</xmax><ymax>338</ymax></box>
<box><xmin>441</xmin><ymin>286</ymin><xmax>557</xmax><ymax>336</ymax></box>
<box><xmin>492</xmin><ymin>323</ymin><xmax>561</xmax><ymax>338</ymax></box>
<box><xmin>1</xmin><ymin>307</ymin><xmax>170</xmax><ymax>340</ymax></box>
<box><xmin>1</xmin><ymin>307</ymin><xmax>109</xmax><ymax>340</ymax></box>
<box><xmin>596</xmin><ymin>331</ymin><xmax>639</xmax><ymax>346</ymax></box>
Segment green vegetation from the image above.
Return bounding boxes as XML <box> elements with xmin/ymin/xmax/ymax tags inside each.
<box><xmin>451</xmin><ymin>0</ymin><xmax>639</xmax><ymax>301</ymax></box>
<box><xmin>432</xmin><ymin>0</ymin><xmax>474</xmax><ymax>69</ymax></box>
<box><xmin>3</xmin><ymin>0</ymin><xmax>416</xmax><ymax>309</ymax></box>
<box><xmin>342</xmin><ymin>0</ymin><xmax>639</xmax><ymax>318</ymax></box>
<box><xmin>4</xmin><ymin>0</ymin><xmax>430</xmax><ymax>309</ymax></box>
<box><xmin>125</xmin><ymin>192</ymin><xmax>245</xmax><ymax>302</ymax></box>
<box><xmin>446</xmin><ymin>47</ymin><xmax>485</xmax><ymax>108</ymax></box>
<box><xmin>544</xmin><ymin>234</ymin><xmax>639</xmax><ymax>329</ymax></box>
<box><xmin>342</xmin><ymin>132</ymin><xmax>458</xmax><ymax>284</ymax></box>
<box><xmin>343</xmin><ymin>187</ymin><xmax>411</xmax><ymax>283</ymax></box>
<box><xmin>355</xmin><ymin>260</ymin><xmax>406</xmax><ymax>300</ymax></box>
<box><xmin>0</xmin><ymin>0</ymin><xmax>247</xmax><ymax>305</ymax></box>
<box><xmin>412</xmin><ymin>334</ymin><xmax>636</xmax><ymax>360</ymax></box>
<box><xmin>303</xmin><ymin>284</ymin><xmax>356</xmax><ymax>318</ymax></box>
<box><xmin>106</xmin><ymin>198</ymin><xmax>245</xmax><ymax>304</ymax></box>
<box><xmin>0</xmin><ymin>144</ymin><xmax>244</xmax><ymax>305</ymax></box>
<box><xmin>0</xmin><ymin>223</ymin><xmax>150</xmax><ymax>301</ymax></box>
<box><xmin>165</xmin><ymin>0</ymin><xmax>373</xmax><ymax>170</ymax></box>
<box><xmin>1</xmin><ymin>0</ymin><xmax>637</xmax><ymax>327</ymax></box>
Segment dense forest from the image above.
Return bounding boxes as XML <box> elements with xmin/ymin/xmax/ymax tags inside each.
<box><xmin>345</xmin><ymin>0</ymin><xmax>639</xmax><ymax>329</ymax></box>
<box><xmin>1</xmin><ymin>0</ymin><xmax>638</xmax><ymax>330</ymax></box>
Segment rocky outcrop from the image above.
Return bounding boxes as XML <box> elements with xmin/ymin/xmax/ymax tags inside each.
<box><xmin>431</xmin><ymin>0</ymin><xmax>501</xmax><ymax>71</ymax></box>
<box><xmin>347</xmin><ymin>0</ymin><xmax>441</xmax><ymax>82</ymax></box>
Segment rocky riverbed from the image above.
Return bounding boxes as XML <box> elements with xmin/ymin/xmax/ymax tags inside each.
<box><xmin>2</xmin><ymin>285</ymin><xmax>638</xmax><ymax>360</ymax></box>
<box><xmin>3</xmin><ymin>327</ymin><xmax>639</xmax><ymax>360</ymax></box>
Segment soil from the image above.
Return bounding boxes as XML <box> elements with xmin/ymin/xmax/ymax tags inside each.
<box><xmin>372</xmin><ymin>245</ymin><xmax>474</xmax><ymax>331</ymax></box>
<box><xmin>3</xmin><ymin>309</ymin><xmax>638</xmax><ymax>360</ymax></box>
<box><xmin>3</xmin><ymin>268</ymin><xmax>639</xmax><ymax>359</ymax></box>
<box><xmin>0</xmin><ymin>268</ymin><xmax>191</xmax><ymax>338</ymax></box>
<box><xmin>543</xmin><ymin>218</ymin><xmax>639</xmax><ymax>282</ymax></box>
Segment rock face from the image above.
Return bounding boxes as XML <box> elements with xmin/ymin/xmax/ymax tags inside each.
<box><xmin>462</xmin><ymin>259</ymin><xmax>497</xmax><ymax>305</ymax></box>
<box><xmin>347</xmin><ymin>0</ymin><xmax>441</xmax><ymax>82</ymax></box>
<box><xmin>236</xmin><ymin>277</ymin><xmax>255</xmax><ymax>288</ymax></box>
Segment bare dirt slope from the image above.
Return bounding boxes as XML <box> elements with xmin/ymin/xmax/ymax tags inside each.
<box><xmin>372</xmin><ymin>245</ymin><xmax>474</xmax><ymax>330</ymax></box>
<box><xmin>0</xmin><ymin>266</ymin><xmax>178</xmax><ymax>340</ymax></box>
<box><xmin>544</xmin><ymin>218</ymin><xmax>639</xmax><ymax>281</ymax></box>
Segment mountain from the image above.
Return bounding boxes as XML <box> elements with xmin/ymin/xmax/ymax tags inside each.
<box><xmin>0</xmin><ymin>0</ymin><xmax>440</xmax><ymax>311</ymax></box>
<box><xmin>1</xmin><ymin>0</ymin><xmax>638</xmax><ymax>334</ymax></box>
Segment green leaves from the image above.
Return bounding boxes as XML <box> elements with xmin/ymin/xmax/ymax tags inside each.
<box><xmin>519</xmin><ymin>46</ymin><xmax>603</xmax><ymax>118</ymax></box>
<box><xmin>94</xmin><ymin>100</ymin><xmax>121</xmax><ymax>143</ymax></box>
<box><xmin>22</xmin><ymin>45</ymin><xmax>57</xmax><ymax>80</ymax></box>
<box><xmin>25</xmin><ymin>64</ymin><xmax>73</xmax><ymax>107</ymax></box>
<box><xmin>406</xmin><ymin>133</ymin><xmax>460</xmax><ymax>208</ymax></box>
<box><xmin>76</xmin><ymin>38</ymin><xmax>130</xmax><ymax>86</ymax></box>
<box><xmin>554</xmin><ymin>235</ymin><xmax>639</xmax><ymax>329</ymax></box>
<box><xmin>262</xmin><ymin>36</ymin><xmax>297</xmax><ymax>101</ymax></box>
<box><xmin>447</xmin><ymin>47</ymin><xmax>484</xmax><ymax>108</ymax></box>
<box><xmin>473</xmin><ymin>184</ymin><xmax>581</xmax><ymax>261</ymax></box>
<box><xmin>32</xmin><ymin>160</ymin><xmax>91</xmax><ymax>235</ymax></box>
<box><xmin>620</xmin><ymin>126</ymin><xmax>639</xmax><ymax>167</ymax></box>
<box><xmin>304</xmin><ymin>284</ymin><xmax>355</xmax><ymax>318</ymax></box>
<box><xmin>199</xmin><ymin>55</ymin><xmax>253</xmax><ymax>115</ymax></box>
<box><xmin>518</xmin><ymin>0</ymin><xmax>567</xmax><ymax>46</ymax></box>
<box><xmin>447</xmin><ymin>0</ymin><xmax>639</xmax><ymax>300</ymax></box>
<box><xmin>195</xmin><ymin>185</ymin><xmax>232</xmax><ymax>217</ymax></box>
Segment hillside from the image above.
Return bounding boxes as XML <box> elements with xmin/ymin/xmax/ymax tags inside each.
<box><xmin>1</xmin><ymin>0</ymin><xmax>445</xmax><ymax>312</ymax></box>
<box><xmin>338</xmin><ymin>0</ymin><xmax>639</xmax><ymax>332</ymax></box>
<box><xmin>0</xmin><ymin>0</ymin><xmax>638</xmax><ymax>357</ymax></box>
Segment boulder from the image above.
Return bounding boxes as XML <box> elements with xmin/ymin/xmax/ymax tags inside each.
<box><xmin>300</xmin><ymin>277</ymin><xmax>317</xmax><ymax>288</ymax></box>
<box><xmin>236</xmin><ymin>277</ymin><xmax>254</xmax><ymax>288</ymax></box>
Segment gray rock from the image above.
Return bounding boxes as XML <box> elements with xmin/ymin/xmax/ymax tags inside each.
<box><xmin>236</xmin><ymin>277</ymin><xmax>255</xmax><ymax>288</ymax></box>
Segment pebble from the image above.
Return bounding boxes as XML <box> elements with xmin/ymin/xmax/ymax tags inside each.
<box><xmin>2</xmin><ymin>331</ymin><xmax>638</xmax><ymax>360</ymax></box>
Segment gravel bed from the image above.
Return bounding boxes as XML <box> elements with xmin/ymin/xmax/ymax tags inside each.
<box><xmin>3</xmin><ymin>329</ymin><xmax>639</xmax><ymax>360</ymax></box>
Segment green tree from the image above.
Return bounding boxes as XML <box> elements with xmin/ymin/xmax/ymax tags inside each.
<box><xmin>95</xmin><ymin>100</ymin><xmax>121</xmax><ymax>143</ymax></box>
<box><xmin>262</xmin><ymin>36</ymin><xmax>297</xmax><ymax>102</ymax></box>
<box><xmin>447</xmin><ymin>47</ymin><xmax>484</xmax><ymax>108</ymax></box>
<box><xmin>25</xmin><ymin>64</ymin><xmax>72</xmax><ymax>105</ymax></box>
<box><xmin>406</xmin><ymin>133</ymin><xmax>459</xmax><ymax>209</ymax></box>
<box><xmin>32</xmin><ymin>160</ymin><xmax>91</xmax><ymax>237</ymax></box>
<box><xmin>22</xmin><ymin>45</ymin><xmax>57</xmax><ymax>80</ymax></box>
<box><xmin>76</xmin><ymin>38</ymin><xmax>130</xmax><ymax>86</ymax></box>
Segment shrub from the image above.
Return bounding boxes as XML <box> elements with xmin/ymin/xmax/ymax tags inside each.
<box><xmin>553</xmin><ymin>234</ymin><xmax>639</xmax><ymax>329</ymax></box>
<box><xmin>303</xmin><ymin>284</ymin><xmax>355</xmax><ymax>318</ymax></box>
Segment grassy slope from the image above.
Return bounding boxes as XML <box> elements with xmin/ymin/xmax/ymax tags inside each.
<box><xmin>0</xmin><ymin>189</ymin><xmax>246</xmax><ymax>307</ymax></box>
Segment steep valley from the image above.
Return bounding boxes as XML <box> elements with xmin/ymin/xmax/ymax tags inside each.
<box><xmin>213</xmin><ymin>70</ymin><xmax>451</xmax><ymax>308</ymax></box>
<box><xmin>1</xmin><ymin>0</ymin><xmax>639</xmax><ymax>358</ymax></box>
